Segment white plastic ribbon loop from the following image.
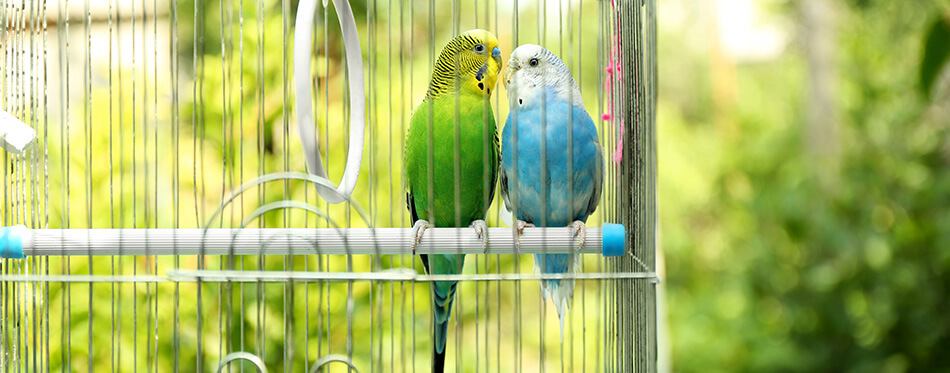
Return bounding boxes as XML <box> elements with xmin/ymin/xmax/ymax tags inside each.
<box><xmin>293</xmin><ymin>0</ymin><xmax>365</xmax><ymax>204</ymax></box>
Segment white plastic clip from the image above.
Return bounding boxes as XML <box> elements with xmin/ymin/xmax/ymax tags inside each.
<box><xmin>0</xmin><ymin>110</ymin><xmax>36</xmax><ymax>154</ymax></box>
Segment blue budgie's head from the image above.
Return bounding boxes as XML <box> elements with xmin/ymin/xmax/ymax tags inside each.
<box><xmin>504</xmin><ymin>44</ymin><xmax>584</xmax><ymax>109</ymax></box>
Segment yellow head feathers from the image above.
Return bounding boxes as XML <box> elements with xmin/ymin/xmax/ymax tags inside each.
<box><xmin>426</xmin><ymin>29</ymin><xmax>502</xmax><ymax>99</ymax></box>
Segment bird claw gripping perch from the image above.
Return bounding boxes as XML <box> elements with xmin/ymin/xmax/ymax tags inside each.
<box><xmin>513</xmin><ymin>220</ymin><xmax>535</xmax><ymax>253</ymax></box>
<box><xmin>571</xmin><ymin>220</ymin><xmax>588</xmax><ymax>250</ymax></box>
<box><xmin>469</xmin><ymin>219</ymin><xmax>489</xmax><ymax>253</ymax></box>
<box><xmin>410</xmin><ymin>219</ymin><xmax>431</xmax><ymax>255</ymax></box>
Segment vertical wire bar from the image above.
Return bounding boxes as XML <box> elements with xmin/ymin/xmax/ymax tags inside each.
<box><xmin>304</xmin><ymin>3</ymin><xmax>315</xmax><ymax>369</ymax></box>
<box><xmin>394</xmin><ymin>13</ymin><xmax>406</xmax><ymax>367</ymax></box>
<box><xmin>537</xmin><ymin>0</ymin><xmax>549</xmax><ymax>366</ymax></box>
<box><xmin>1</xmin><ymin>0</ymin><xmax>7</xmax><ymax>361</ymax></box>
<box><xmin>256</xmin><ymin>0</ymin><xmax>265</xmax><ymax>364</ymax></box>
<box><xmin>106</xmin><ymin>0</ymin><xmax>116</xmax><ymax>369</ymax></box>
<box><xmin>115</xmin><ymin>0</ymin><xmax>126</xmax><ymax>368</ymax></box>
<box><xmin>15</xmin><ymin>2</ymin><xmax>24</xmax><ymax>364</ymax></box>
<box><xmin>142</xmin><ymin>0</ymin><xmax>157</xmax><ymax>361</ymax></box>
<box><xmin>152</xmin><ymin>0</ymin><xmax>160</xmax><ymax>368</ymax></box>
<box><xmin>226</xmin><ymin>0</ymin><xmax>236</xmax><ymax>359</ymax></box>
<box><xmin>407</xmin><ymin>2</ymin><xmax>416</xmax><ymax>371</ymax></box>
<box><xmin>322</xmin><ymin>0</ymin><xmax>330</xmax><ymax>362</ymax></box>
<box><xmin>28</xmin><ymin>1</ymin><xmax>41</xmax><ymax>367</ymax></box>
<box><xmin>83</xmin><ymin>0</ymin><xmax>94</xmax><ymax>368</ymax></box>
<box><xmin>452</xmin><ymin>1</ymin><xmax>463</xmax><ymax>371</ymax></box>
<box><xmin>557</xmin><ymin>0</ymin><xmax>579</xmax><ymax>373</ymax></box>
<box><xmin>564</xmin><ymin>1</ymin><xmax>573</xmax><ymax>371</ymax></box>
<box><xmin>634</xmin><ymin>2</ymin><xmax>644</xmax><ymax>369</ymax></box>
<box><xmin>304</xmin><ymin>5</ymin><xmax>314</xmax><ymax>369</ymax></box>
<box><xmin>367</xmin><ymin>0</ymin><xmax>375</xmax><ymax>363</ymax></box>
<box><xmin>193</xmin><ymin>0</ymin><xmax>203</xmax><ymax>369</ymax></box>
<box><xmin>8</xmin><ymin>6</ymin><xmax>17</xmax><ymax>370</ymax></box>
<box><xmin>604</xmin><ymin>1</ymin><xmax>613</xmax><ymax>368</ymax></box>
<box><xmin>492</xmin><ymin>1</ymin><xmax>500</xmax><ymax>371</ymax></box>
<box><xmin>386</xmin><ymin>2</ymin><xmax>396</xmax><ymax>371</ymax></box>
<box><xmin>472</xmin><ymin>1</ymin><xmax>485</xmax><ymax>370</ymax></box>
<box><xmin>170</xmin><ymin>0</ymin><xmax>181</xmax><ymax>368</ymax></box>
<box><xmin>281</xmin><ymin>0</ymin><xmax>294</xmax><ymax>370</ymax></box>
<box><xmin>237</xmin><ymin>0</ymin><xmax>246</xmax><ymax>367</ymax></box>
<box><xmin>423</xmin><ymin>2</ymin><xmax>436</xmax><ymax>367</ymax></box>
<box><xmin>371</xmin><ymin>0</ymin><xmax>383</xmax><ymax>362</ymax></box>
<box><xmin>60</xmin><ymin>0</ymin><xmax>74</xmax><ymax>367</ymax></box>
<box><xmin>367</xmin><ymin>0</ymin><xmax>375</xmax><ymax>368</ymax></box>
<box><xmin>42</xmin><ymin>2</ymin><xmax>51</xmax><ymax>364</ymax></box>
<box><xmin>398</xmin><ymin>2</ymin><xmax>407</xmax><ymax>362</ymax></box>
<box><xmin>217</xmin><ymin>0</ymin><xmax>228</xmax><ymax>365</ymax></box>
<box><xmin>133</xmin><ymin>0</ymin><xmax>141</xmax><ymax>366</ymax></box>
<box><xmin>509</xmin><ymin>1</ymin><xmax>522</xmax><ymax>370</ymax></box>
<box><xmin>25</xmin><ymin>3</ymin><xmax>34</xmax><ymax>365</ymax></box>
<box><xmin>584</xmin><ymin>0</ymin><xmax>596</xmax><ymax>369</ymax></box>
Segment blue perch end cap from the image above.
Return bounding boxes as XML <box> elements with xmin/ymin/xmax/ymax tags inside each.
<box><xmin>0</xmin><ymin>225</ymin><xmax>27</xmax><ymax>259</ymax></box>
<box><xmin>602</xmin><ymin>223</ymin><xmax>625</xmax><ymax>257</ymax></box>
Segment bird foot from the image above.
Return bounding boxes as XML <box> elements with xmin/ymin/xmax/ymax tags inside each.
<box><xmin>410</xmin><ymin>219</ymin><xmax>431</xmax><ymax>255</ymax></box>
<box><xmin>513</xmin><ymin>220</ymin><xmax>535</xmax><ymax>253</ymax></box>
<box><xmin>571</xmin><ymin>220</ymin><xmax>587</xmax><ymax>250</ymax></box>
<box><xmin>470</xmin><ymin>219</ymin><xmax>489</xmax><ymax>253</ymax></box>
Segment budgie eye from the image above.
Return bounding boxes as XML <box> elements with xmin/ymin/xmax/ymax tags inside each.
<box><xmin>473</xmin><ymin>43</ymin><xmax>486</xmax><ymax>53</ymax></box>
<box><xmin>529</xmin><ymin>58</ymin><xmax>540</xmax><ymax>67</ymax></box>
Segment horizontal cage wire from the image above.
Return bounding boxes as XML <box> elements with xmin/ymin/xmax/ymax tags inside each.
<box><xmin>0</xmin><ymin>0</ymin><xmax>657</xmax><ymax>372</ymax></box>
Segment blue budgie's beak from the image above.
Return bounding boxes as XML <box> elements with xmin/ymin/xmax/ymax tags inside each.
<box><xmin>504</xmin><ymin>58</ymin><xmax>520</xmax><ymax>89</ymax></box>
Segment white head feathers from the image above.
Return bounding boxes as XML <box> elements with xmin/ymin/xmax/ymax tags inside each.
<box><xmin>504</xmin><ymin>44</ymin><xmax>585</xmax><ymax>109</ymax></box>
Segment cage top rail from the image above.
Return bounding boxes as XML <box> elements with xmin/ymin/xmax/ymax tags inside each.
<box><xmin>0</xmin><ymin>225</ymin><xmax>626</xmax><ymax>258</ymax></box>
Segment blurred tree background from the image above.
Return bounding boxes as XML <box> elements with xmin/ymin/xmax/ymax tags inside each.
<box><xmin>659</xmin><ymin>0</ymin><xmax>950</xmax><ymax>371</ymax></box>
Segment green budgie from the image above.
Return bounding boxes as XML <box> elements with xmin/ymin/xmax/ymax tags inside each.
<box><xmin>404</xmin><ymin>29</ymin><xmax>501</xmax><ymax>373</ymax></box>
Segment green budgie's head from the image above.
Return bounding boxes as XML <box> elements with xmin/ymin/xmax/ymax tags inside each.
<box><xmin>426</xmin><ymin>29</ymin><xmax>502</xmax><ymax>99</ymax></box>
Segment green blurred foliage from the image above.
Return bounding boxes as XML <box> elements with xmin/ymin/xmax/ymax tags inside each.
<box><xmin>660</xmin><ymin>0</ymin><xmax>950</xmax><ymax>371</ymax></box>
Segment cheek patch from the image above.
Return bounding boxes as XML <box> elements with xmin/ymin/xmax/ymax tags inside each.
<box><xmin>475</xmin><ymin>65</ymin><xmax>487</xmax><ymax>81</ymax></box>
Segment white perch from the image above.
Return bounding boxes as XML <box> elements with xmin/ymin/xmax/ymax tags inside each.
<box><xmin>0</xmin><ymin>225</ymin><xmax>627</xmax><ymax>258</ymax></box>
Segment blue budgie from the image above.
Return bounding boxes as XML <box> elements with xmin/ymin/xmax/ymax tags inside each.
<box><xmin>500</xmin><ymin>44</ymin><xmax>603</xmax><ymax>337</ymax></box>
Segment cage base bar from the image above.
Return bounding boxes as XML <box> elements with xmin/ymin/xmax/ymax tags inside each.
<box><xmin>0</xmin><ymin>225</ymin><xmax>626</xmax><ymax>257</ymax></box>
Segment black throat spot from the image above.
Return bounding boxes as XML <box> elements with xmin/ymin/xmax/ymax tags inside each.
<box><xmin>478</xmin><ymin>82</ymin><xmax>484</xmax><ymax>90</ymax></box>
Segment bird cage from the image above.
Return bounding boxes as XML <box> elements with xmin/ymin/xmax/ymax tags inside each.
<box><xmin>0</xmin><ymin>0</ymin><xmax>657</xmax><ymax>371</ymax></box>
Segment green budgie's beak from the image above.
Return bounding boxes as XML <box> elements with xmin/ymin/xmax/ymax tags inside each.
<box><xmin>493</xmin><ymin>46</ymin><xmax>502</xmax><ymax>66</ymax></box>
